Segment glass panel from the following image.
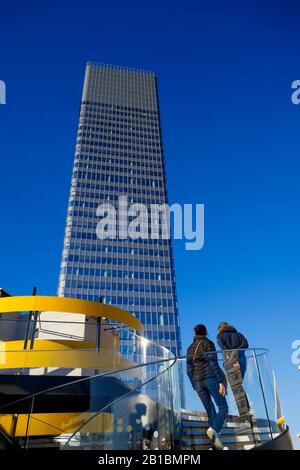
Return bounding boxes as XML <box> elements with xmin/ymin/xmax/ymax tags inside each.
<box><xmin>0</xmin><ymin>319</ymin><xmax>283</xmax><ymax>451</ymax></box>
<box><xmin>171</xmin><ymin>349</ymin><xmax>278</xmax><ymax>450</ymax></box>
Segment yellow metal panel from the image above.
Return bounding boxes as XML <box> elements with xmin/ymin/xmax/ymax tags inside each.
<box><xmin>0</xmin><ymin>340</ymin><xmax>138</xmax><ymax>371</ymax></box>
<box><xmin>2</xmin><ymin>339</ymin><xmax>96</xmax><ymax>351</ymax></box>
<box><xmin>0</xmin><ymin>296</ymin><xmax>142</xmax><ymax>332</ymax></box>
<box><xmin>0</xmin><ymin>412</ymin><xmax>112</xmax><ymax>437</ymax></box>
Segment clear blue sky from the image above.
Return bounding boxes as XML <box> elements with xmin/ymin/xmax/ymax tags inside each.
<box><xmin>0</xmin><ymin>0</ymin><xmax>299</xmax><ymax>446</ymax></box>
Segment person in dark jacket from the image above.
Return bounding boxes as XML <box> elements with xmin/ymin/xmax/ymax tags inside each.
<box><xmin>217</xmin><ymin>322</ymin><xmax>250</xmax><ymax>420</ymax></box>
<box><xmin>187</xmin><ymin>324</ymin><xmax>228</xmax><ymax>450</ymax></box>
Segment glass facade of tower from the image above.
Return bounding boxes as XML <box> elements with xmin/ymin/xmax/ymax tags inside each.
<box><xmin>58</xmin><ymin>62</ymin><xmax>182</xmax><ymax>356</ymax></box>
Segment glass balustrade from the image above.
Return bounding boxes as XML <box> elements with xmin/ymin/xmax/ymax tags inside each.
<box><xmin>171</xmin><ymin>350</ymin><xmax>280</xmax><ymax>450</ymax></box>
<box><xmin>0</xmin><ymin>318</ymin><xmax>286</xmax><ymax>450</ymax></box>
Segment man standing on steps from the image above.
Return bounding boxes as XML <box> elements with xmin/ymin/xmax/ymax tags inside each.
<box><xmin>187</xmin><ymin>324</ymin><xmax>228</xmax><ymax>450</ymax></box>
<box><xmin>217</xmin><ymin>322</ymin><xmax>251</xmax><ymax>422</ymax></box>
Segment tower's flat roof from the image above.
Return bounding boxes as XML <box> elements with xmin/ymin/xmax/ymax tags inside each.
<box><xmin>86</xmin><ymin>61</ymin><xmax>156</xmax><ymax>76</ymax></box>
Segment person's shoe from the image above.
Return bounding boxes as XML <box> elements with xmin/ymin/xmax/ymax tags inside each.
<box><xmin>207</xmin><ymin>427</ymin><xmax>224</xmax><ymax>450</ymax></box>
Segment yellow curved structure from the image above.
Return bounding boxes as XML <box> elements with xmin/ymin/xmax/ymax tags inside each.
<box><xmin>0</xmin><ymin>295</ymin><xmax>142</xmax><ymax>332</ymax></box>
<box><xmin>0</xmin><ymin>340</ymin><xmax>138</xmax><ymax>372</ymax></box>
<box><xmin>0</xmin><ymin>296</ymin><xmax>144</xmax><ymax>439</ymax></box>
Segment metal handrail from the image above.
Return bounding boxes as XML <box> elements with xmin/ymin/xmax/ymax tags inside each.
<box><xmin>182</xmin><ymin>347</ymin><xmax>269</xmax><ymax>359</ymax></box>
<box><xmin>60</xmin><ymin>349</ymin><xmax>273</xmax><ymax>448</ymax></box>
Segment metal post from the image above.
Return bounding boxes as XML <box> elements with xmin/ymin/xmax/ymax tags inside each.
<box><xmin>96</xmin><ymin>317</ymin><xmax>101</xmax><ymax>353</ymax></box>
<box><xmin>24</xmin><ymin>396</ymin><xmax>35</xmax><ymax>450</ymax></box>
<box><xmin>23</xmin><ymin>286</ymin><xmax>37</xmax><ymax>350</ymax></box>
<box><xmin>11</xmin><ymin>414</ymin><xmax>18</xmax><ymax>437</ymax></box>
<box><xmin>96</xmin><ymin>296</ymin><xmax>103</xmax><ymax>353</ymax></box>
<box><xmin>168</xmin><ymin>354</ymin><xmax>177</xmax><ymax>450</ymax></box>
<box><xmin>29</xmin><ymin>311</ymin><xmax>39</xmax><ymax>349</ymax></box>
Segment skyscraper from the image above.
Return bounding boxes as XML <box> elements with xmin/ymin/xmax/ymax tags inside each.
<box><xmin>58</xmin><ymin>62</ymin><xmax>182</xmax><ymax>356</ymax></box>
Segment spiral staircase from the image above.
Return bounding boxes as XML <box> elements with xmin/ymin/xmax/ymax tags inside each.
<box><xmin>0</xmin><ymin>294</ymin><xmax>293</xmax><ymax>451</ymax></box>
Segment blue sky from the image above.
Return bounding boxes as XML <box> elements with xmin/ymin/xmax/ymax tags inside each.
<box><xmin>0</xmin><ymin>0</ymin><xmax>299</xmax><ymax>446</ymax></box>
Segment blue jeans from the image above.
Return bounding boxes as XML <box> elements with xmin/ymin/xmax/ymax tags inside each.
<box><xmin>239</xmin><ymin>354</ymin><xmax>247</xmax><ymax>379</ymax></box>
<box><xmin>195</xmin><ymin>378</ymin><xmax>228</xmax><ymax>433</ymax></box>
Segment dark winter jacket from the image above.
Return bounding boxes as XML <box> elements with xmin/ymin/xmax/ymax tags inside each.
<box><xmin>217</xmin><ymin>326</ymin><xmax>249</xmax><ymax>371</ymax></box>
<box><xmin>186</xmin><ymin>335</ymin><xmax>225</xmax><ymax>389</ymax></box>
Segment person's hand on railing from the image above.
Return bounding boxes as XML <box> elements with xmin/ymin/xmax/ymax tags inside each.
<box><xmin>218</xmin><ymin>383</ymin><xmax>226</xmax><ymax>397</ymax></box>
